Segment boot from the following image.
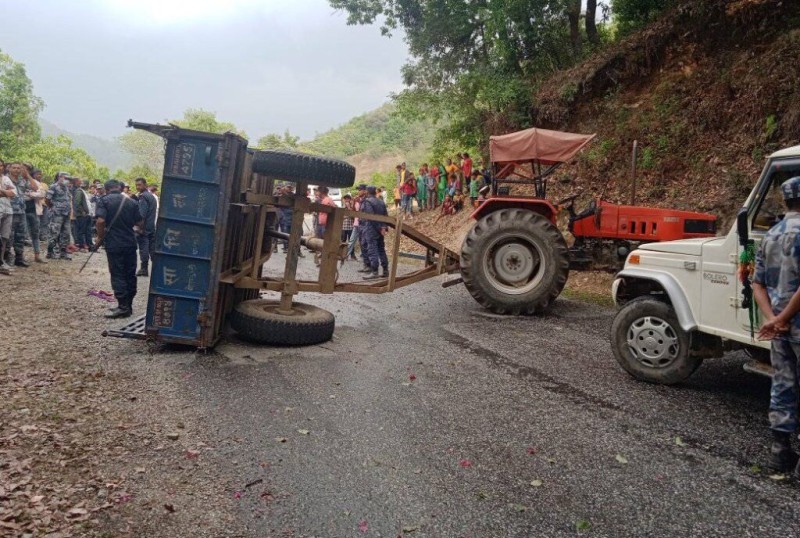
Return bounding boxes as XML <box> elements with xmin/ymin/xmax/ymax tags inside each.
<box><xmin>767</xmin><ymin>431</ymin><xmax>798</xmax><ymax>472</ymax></box>
<box><xmin>136</xmin><ymin>264</ymin><xmax>149</xmax><ymax>277</ymax></box>
<box><xmin>60</xmin><ymin>251</ymin><xmax>72</xmax><ymax>261</ymax></box>
<box><xmin>382</xmin><ymin>267</ymin><xmax>390</xmax><ymax>278</ymax></box>
<box><xmin>105</xmin><ymin>307</ymin><xmax>132</xmax><ymax>319</ymax></box>
<box><xmin>14</xmin><ymin>257</ymin><xmax>30</xmax><ymax>268</ymax></box>
<box><xmin>356</xmin><ymin>264</ymin><xmax>372</xmax><ymax>273</ymax></box>
<box><xmin>34</xmin><ymin>253</ymin><xmax>47</xmax><ymax>264</ymax></box>
<box><xmin>363</xmin><ymin>269</ymin><xmax>381</xmax><ymax>280</ymax></box>
<box><xmin>46</xmin><ymin>250</ymin><xmax>56</xmax><ymax>259</ymax></box>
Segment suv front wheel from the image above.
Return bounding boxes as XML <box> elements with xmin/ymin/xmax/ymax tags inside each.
<box><xmin>611</xmin><ymin>298</ymin><xmax>701</xmax><ymax>385</ymax></box>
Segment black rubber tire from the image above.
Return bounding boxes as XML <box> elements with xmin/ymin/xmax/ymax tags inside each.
<box><xmin>459</xmin><ymin>209</ymin><xmax>569</xmax><ymax>315</ymax></box>
<box><xmin>230</xmin><ymin>299</ymin><xmax>335</xmax><ymax>346</ymax></box>
<box><xmin>610</xmin><ymin>297</ymin><xmax>701</xmax><ymax>385</ymax></box>
<box><xmin>251</xmin><ymin>150</ymin><xmax>355</xmax><ymax>188</ymax></box>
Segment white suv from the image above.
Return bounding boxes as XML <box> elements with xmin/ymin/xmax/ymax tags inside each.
<box><xmin>610</xmin><ymin>144</ymin><xmax>800</xmax><ymax>384</ymax></box>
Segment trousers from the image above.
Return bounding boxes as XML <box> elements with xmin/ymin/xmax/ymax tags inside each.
<box><xmin>770</xmin><ymin>338</ymin><xmax>800</xmax><ymax>433</ymax></box>
<box><xmin>25</xmin><ymin>212</ymin><xmax>40</xmax><ymax>254</ymax></box>
<box><xmin>136</xmin><ymin>230</ymin><xmax>155</xmax><ymax>267</ymax></box>
<box><xmin>106</xmin><ymin>247</ymin><xmax>138</xmax><ymax>310</ymax></box>
<box><xmin>48</xmin><ymin>213</ymin><xmax>71</xmax><ymax>254</ymax></box>
<box><xmin>363</xmin><ymin>225</ymin><xmax>388</xmax><ymax>270</ymax></box>
<box><xmin>76</xmin><ymin>216</ymin><xmax>92</xmax><ymax>248</ymax></box>
<box><xmin>9</xmin><ymin>213</ymin><xmax>27</xmax><ymax>259</ymax></box>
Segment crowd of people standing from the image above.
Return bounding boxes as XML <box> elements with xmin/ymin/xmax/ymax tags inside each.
<box><xmin>0</xmin><ymin>159</ymin><xmax>160</xmax><ymax>317</ymax></box>
<box><xmin>391</xmin><ymin>153</ymin><xmax>491</xmax><ymax>221</ymax></box>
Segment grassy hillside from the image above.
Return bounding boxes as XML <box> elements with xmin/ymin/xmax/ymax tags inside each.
<box><xmin>302</xmin><ymin>103</ymin><xmax>436</xmax><ymax>180</ymax></box>
<box><xmin>525</xmin><ymin>0</ymin><xmax>800</xmax><ymax>227</ymax></box>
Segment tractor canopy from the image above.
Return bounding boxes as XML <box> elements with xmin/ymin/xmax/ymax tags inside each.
<box><xmin>489</xmin><ymin>128</ymin><xmax>596</xmax><ymax>166</ymax></box>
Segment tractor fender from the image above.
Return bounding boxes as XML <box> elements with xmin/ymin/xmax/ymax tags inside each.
<box><xmin>471</xmin><ymin>198</ymin><xmax>558</xmax><ymax>224</ymax></box>
<box><xmin>613</xmin><ymin>268</ymin><xmax>698</xmax><ymax>332</ymax></box>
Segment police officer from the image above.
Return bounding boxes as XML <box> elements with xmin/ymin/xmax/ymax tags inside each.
<box><xmin>134</xmin><ymin>177</ymin><xmax>158</xmax><ymax>276</ymax></box>
<box><xmin>46</xmin><ymin>172</ymin><xmax>73</xmax><ymax>260</ymax></box>
<box><xmin>359</xmin><ymin>185</ymin><xmax>389</xmax><ymax>280</ymax></box>
<box><xmin>352</xmin><ymin>184</ymin><xmax>372</xmax><ymax>273</ymax></box>
<box><xmin>95</xmin><ymin>180</ymin><xmax>143</xmax><ymax>318</ymax></box>
<box><xmin>5</xmin><ymin>163</ymin><xmax>32</xmax><ymax>267</ymax></box>
<box><xmin>753</xmin><ymin>176</ymin><xmax>800</xmax><ymax>476</ymax></box>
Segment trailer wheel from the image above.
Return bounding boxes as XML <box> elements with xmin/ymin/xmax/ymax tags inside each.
<box><xmin>610</xmin><ymin>298</ymin><xmax>700</xmax><ymax>384</ymax></box>
<box><xmin>460</xmin><ymin>209</ymin><xmax>569</xmax><ymax>315</ymax></box>
<box><xmin>230</xmin><ymin>300</ymin><xmax>335</xmax><ymax>346</ymax></box>
<box><xmin>251</xmin><ymin>150</ymin><xmax>355</xmax><ymax>188</ymax></box>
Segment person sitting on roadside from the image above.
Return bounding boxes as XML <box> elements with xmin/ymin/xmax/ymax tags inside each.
<box><xmin>453</xmin><ymin>192</ymin><xmax>465</xmax><ymax>213</ymax></box>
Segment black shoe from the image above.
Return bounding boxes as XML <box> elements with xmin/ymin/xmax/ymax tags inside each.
<box><xmin>362</xmin><ymin>271</ymin><xmax>381</xmax><ymax>280</ymax></box>
<box><xmin>382</xmin><ymin>269</ymin><xmax>390</xmax><ymax>278</ymax></box>
<box><xmin>60</xmin><ymin>254</ymin><xmax>72</xmax><ymax>261</ymax></box>
<box><xmin>46</xmin><ymin>251</ymin><xmax>56</xmax><ymax>259</ymax></box>
<box><xmin>14</xmin><ymin>259</ymin><xmax>30</xmax><ymax>268</ymax></box>
<box><xmin>767</xmin><ymin>431</ymin><xmax>799</xmax><ymax>472</ymax></box>
<box><xmin>105</xmin><ymin>307</ymin><xmax>133</xmax><ymax>319</ymax></box>
<box><xmin>356</xmin><ymin>266</ymin><xmax>372</xmax><ymax>273</ymax></box>
<box><xmin>136</xmin><ymin>268</ymin><xmax>149</xmax><ymax>277</ymax></box>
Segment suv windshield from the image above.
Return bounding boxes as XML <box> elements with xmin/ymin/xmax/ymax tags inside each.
<box><xmin>752</xmin><ymin>160</ymin><xmax>800</xmax><ymax>233</ymax></box>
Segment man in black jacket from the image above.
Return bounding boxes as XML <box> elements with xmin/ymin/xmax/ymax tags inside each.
<box><xmin>134</xmin><ymin>177</ymin><xmax>158</xmax><ymax>276</ymax></box>
<box><xmin>95</xmin><ymin>180</ymin><xmax>143</xmax><ymax>318</ymax></box>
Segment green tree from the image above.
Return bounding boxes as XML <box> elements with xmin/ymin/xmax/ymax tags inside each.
<box><xmin>13</xmin><ymin>135</ymin><xmax>98</xmax><ymax>181</ymax></box>
<box><xmin>0</xmin><ymin>50</ymin><xmax>44</xmax><ymax>156</ymax></box>
<box><xmin>611</xmin><ymin>0</ymin><xmax>674</xmax><ymax>34</ymax></box>
<box><xmin>329</xmin><ymin>0</ymin><xmax>587</xmax><ymax>151</ymax></box>
<box><xmin>256</xmin><ymin>130</ymin><xmax>300</xmax><ymax>150</ymax></box>
<box><xmin>120</xmin><ymin>108</ymin><xmax>247</xmax><ymax>175</ymax></box>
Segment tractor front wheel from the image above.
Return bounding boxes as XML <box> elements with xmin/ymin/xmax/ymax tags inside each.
<box><xmin>460</xmin><ymin>209</ymin><xmax>569</xmax><ymax>315</ymax></box>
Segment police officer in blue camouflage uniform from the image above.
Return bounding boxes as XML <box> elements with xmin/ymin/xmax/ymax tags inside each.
<box><xmin>753</xmin><ymin>176</ymin><xmax>800</xmax><ymax>476</ymax></box>
<box><xmin>359</xmin><ymin>185</ymin><xmax>389</xmax><ymax>280</ymax></box>
<box><xmin>46</xmin><ymin>172</ymin><xmax>73</xmax><ymax>260</ymax></box>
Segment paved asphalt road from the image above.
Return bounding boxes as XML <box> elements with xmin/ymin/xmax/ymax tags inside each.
<box><xmin>156</xmin><ymin>254</ymin><xmax>799</xmax><ymax>537</ymax></box>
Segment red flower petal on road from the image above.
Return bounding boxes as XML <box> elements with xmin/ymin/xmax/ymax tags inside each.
<box><xmin>233</xmin><ymin>491</ymin><xmax>242</xmax><ymax>499</ymax></box>
<box><xmin>409</xmin><ymin>374</ymin><xmax>417</xmax><ymax>382</ymax></box>
<box><xmin>358</xmin><ymin>519</ymin><xmax>369</xmax><ymax>533</ymax></box>
<box><xmin>459</xmin><ymin>459</ymin><xmax>472</xmax><ymax>468</ymax></box>
<box><xmin>527</xmin><ymin>447</ymin><xmax>536</xmax><ymax>455</ymax></box>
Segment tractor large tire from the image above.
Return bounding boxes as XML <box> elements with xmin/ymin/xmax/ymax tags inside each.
<box><xmin>460</xmin><ymin>209</ymin><xmax>569</xmax><ymax>315</ymax></box>
<box><xmin>251</xmin><ymin>150</ymin><xmax>355</xmax><ymax>188</ymax></box>
<box><xmin>610</xmin><ymin>297</ymin><xmax>701</xmax><ymax>384</ymax></box>
<box><xmin>230</xmin><ymin>299</ymin><xmax>335</xmax><ymax>346</ymax></box>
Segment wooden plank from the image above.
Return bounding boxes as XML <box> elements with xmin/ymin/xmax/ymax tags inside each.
<box><xmin>388</xmin><ymin>217</ymin><xmax>402</xmax><ymax>291</ymax></box>
<box><xmin>318</xmin><ymin>206</ymin><xmax>344</xmax><ymax>293</ymax></box>
<box><xmin>250</xmin><ymin>205</ymin><xmax>268</xmax><ymax>279</ymax></box>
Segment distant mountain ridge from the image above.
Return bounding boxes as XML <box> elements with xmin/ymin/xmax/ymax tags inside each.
<box><xmin>39</xmin><ymin>119</ymin><xmax>132</xmax><ymax>171</ymax></box>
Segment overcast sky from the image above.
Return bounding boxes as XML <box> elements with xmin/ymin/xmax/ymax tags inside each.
<box><xmin>0</xmin><ymin>0</ymin><xmax>408</xmax><ymax>141</ymax></box>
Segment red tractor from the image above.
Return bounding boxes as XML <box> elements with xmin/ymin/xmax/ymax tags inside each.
<box><xmin>458</xmin><ymin>127</ymin><xmax>717</xmax><ymax>315</ymax></box>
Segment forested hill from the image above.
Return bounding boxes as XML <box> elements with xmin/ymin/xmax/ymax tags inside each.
<box><xmin>301</xmin><ymin>103</ymin><xmax>436</xmax><ymax>180</ymax></box>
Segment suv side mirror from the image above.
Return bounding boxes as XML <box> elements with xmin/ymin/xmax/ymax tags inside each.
<box><xmin>736</xmin><ymin>207</ymin><xmax>749</xmax><ymax>246</ymax></box>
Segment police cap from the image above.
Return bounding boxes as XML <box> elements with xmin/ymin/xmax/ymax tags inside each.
<box><xmin>356</xmin><ymin>183</ymin><xmax>367</xmax><ymax>191</ymax></box>
<box><xmin>104</xmin><ymin>179</ymin><xmax>122</xmax><ymax>191</ymax></box>
<box><xmin>781</xmin><ymin>176</ymin><xmax>800</xmax><ymax>201</ymax></box>
<box><xmin>366</xmin><ymin>185</ymin><xmax>377</xmax><ymax>195</ymax></box>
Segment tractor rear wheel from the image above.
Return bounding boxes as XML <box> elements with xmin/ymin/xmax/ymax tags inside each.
<box><xmin>460</xmin><ymin>209</ymin><xmax>569</xmax><ymax>315</ymax></box>
<box><xmin>251</xmin><ymin>150</ymin><xmax>355</xmax><ymax>188</ymax></box>
<box><xmin>230</xmin><ymin>299</ymin><xmax>335</xmax><ymax>346</ymax></box>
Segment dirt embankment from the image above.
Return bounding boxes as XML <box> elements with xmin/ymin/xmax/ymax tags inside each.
<box><xmin>529</xmin><ymin>0</ymin><xmax>800</xmax><ymax>228</ymax></box>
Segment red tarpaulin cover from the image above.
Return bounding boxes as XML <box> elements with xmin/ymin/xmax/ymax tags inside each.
<box><xmin>489</xmin><ymin>128</ymin><xmax>596</xmax><ymax>165</ymax></box>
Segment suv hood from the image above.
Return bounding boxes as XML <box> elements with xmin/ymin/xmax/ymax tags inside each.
<box><xmin>638</xmin><ymin>237</ymin><xmax>720</xmax><ymax>256</ymax></box>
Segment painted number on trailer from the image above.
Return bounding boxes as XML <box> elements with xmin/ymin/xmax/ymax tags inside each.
<box><xmin>153</xmin><ymin>296</ymin><xmax>175</xmax><ymax>328</ymax></box>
